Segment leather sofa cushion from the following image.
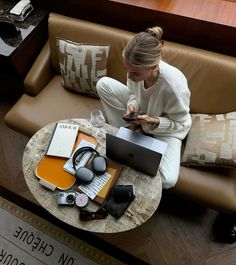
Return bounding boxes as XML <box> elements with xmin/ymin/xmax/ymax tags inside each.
<box><xmin>173</xmin><ymin>166</ymin><xmax>236</xmax><ymax>212</ymax></box>
<box><xmin>5</xmin><ymin>75</ymin><xmax>103</xmax><ymax>136</ymax></box>
<box><xmin>162</xmin><ymin>42</ymin><xmax>236</xmax><ymax>114</ymax></box>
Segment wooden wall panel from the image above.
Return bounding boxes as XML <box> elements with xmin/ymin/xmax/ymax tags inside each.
<box><xmin>108</xmin><ymin>0</ymin><xmax>236</xmax><ymax>57</ymax></box>
<box><xmin>33</xmin><ymin>0</ymin><xmax>236</xmax><ymax>57</ymax></box>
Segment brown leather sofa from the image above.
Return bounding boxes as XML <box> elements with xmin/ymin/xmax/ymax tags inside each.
<box><xmin>5</xmin><ymin>13</ymin><xmax>236</xmax><ymax>213</ymax></box>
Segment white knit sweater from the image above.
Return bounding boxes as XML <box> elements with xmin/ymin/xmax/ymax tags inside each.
<box><xmin>127</xmin><ymin>60</ymin><xmax>192</xmax><ymax>140</ymax></box>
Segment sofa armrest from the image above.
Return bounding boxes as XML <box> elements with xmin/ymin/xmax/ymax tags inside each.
<box><xmin>24</xmin><ymin>40</ymin><xmax>54</xmax><ymax>96</ymax></box>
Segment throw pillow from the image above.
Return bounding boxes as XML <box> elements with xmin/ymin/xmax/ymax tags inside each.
<box><xmin>57</xmin><ymin>38</ymin><xmax>110</xmax><ymax>97</ymax></box>
<box><xmin>181</xmin><ymin>112</ymin><xmax>236</xmax><ymax>168</ymax></box>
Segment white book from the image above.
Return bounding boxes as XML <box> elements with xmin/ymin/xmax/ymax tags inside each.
<box><xmin>46</xmin><ymin>123</ymin><xmax>79</xmax><ymax>158</ymax></box>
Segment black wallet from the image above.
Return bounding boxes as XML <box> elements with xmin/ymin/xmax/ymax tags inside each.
<box><xmin>103</xmin><ymin>185</ymin><xmax>135</xmax><ymax>219</ymax></box>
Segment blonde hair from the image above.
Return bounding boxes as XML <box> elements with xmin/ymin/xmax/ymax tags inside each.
<box><xmin>122</xmin><ymin>26</ymin><xmax>163</xmax><ymax>68</ymax></box>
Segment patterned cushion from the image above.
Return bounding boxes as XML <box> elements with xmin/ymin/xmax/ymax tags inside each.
<box><xmin>57</xmin><ymin>38</ymin><xmax>110</xmax><ymax>97</ymax></box>
<box><xmin>181</xmin><ymin>112</ymin><xmax>236</xmax><ymax>168</ymax></box>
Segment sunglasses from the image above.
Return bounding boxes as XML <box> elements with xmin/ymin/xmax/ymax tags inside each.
<box><xmin>79</xmin><ymin>207</ymin><xmax>108</xmax><ymax>221</ymax></box>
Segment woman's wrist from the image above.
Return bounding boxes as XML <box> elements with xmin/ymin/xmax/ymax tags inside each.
<box><xmin>149</xmin><ymin>117</ymin><xmax>160</xmax><ymax>129</ymax></box>
<box><xmin>153</xmin><ymin>117</ymin><xmax>160</xmax><ymax>126</ymax></box>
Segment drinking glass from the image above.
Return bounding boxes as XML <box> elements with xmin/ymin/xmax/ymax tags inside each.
<box><xmin>90</xmin><ymin>109</ymin><xmax>106</xmax><ymax>137</ymax></box>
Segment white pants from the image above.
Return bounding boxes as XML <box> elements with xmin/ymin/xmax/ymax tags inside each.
<box><xmin>96</xmin><ymin>77</ymin><xmax>181</xmax><ymax>189</ymax></box>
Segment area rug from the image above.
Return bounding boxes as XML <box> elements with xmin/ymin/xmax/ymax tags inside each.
<box><xmin>0</xmin><ymin>196</ymin><xmax>124</xmax><ymax>265</ymax></box>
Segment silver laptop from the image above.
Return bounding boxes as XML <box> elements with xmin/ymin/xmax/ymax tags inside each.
<box><xmin>106</xmin><ymin>127</ymin><xmax>168</xmax><ymax>176</ymax></box>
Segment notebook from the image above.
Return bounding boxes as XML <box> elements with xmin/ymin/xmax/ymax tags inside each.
<box><xmin>45</xmin><ymin>123</ymin><xmax>79</xmax><ymax>158</ymax></box>
<box><xmin>106</xmin><ymin>127</ymin><xmax>168</xmax><ymax>176</ymax></box>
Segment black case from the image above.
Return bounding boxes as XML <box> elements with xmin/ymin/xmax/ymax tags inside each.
<box><xmin>103</xmin><ymin>186</ymin><xmax>135</xmax><ymax>219</ymax></box>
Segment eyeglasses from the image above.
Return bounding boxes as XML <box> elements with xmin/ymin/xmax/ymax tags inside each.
<box><xmin>79</xmin><ymin>207</ymin><xmax>108</xmax><ymax>221</ymax></box>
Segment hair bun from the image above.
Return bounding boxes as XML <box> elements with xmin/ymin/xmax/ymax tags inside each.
<box><xmin>146</xmin><ymin>26</ymin><xmax>163</xmax><ymax>41</ymax></box>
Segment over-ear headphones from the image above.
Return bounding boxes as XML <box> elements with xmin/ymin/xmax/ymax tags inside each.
<box><xmin>72</xmin><ymin>146</ymin><xmax>107</xmax><ymax>184</ymax></box>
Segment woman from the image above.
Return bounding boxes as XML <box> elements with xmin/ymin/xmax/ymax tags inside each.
<box><xmin>96</xmin><ymin>26</ymin><xmax>192</xmax><ymax>189</ymax></box>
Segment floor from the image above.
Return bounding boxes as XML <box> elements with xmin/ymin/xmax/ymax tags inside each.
<box><xmin>1</xmin><ymin>95</ymin><xmax>236</xmax><ymax>265</ymax></box>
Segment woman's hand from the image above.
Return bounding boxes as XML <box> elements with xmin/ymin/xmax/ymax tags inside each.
<box><xmin>137</xmin><ymin>114</ymin><xmax>160</xmax><ymax>126</ymax></box>
<box><xmin>125</xmin><ymin>105</ymin><xmax>135</xmax><ymax>115</ymax></box>
<box><xmin>123</xmin><ymin>105</ymin><xmax>139</xmax><ymax>125</ymax></box>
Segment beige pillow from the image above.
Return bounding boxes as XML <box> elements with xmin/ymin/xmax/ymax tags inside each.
<box><xmin>181</xmin><ymin>112</ymin><xmax>236</xmax><ymax>168</ymax></box>
<box><xmin>57</xmin><ymin>38</ymin><xmax>110</xmax><ymax>97</ymax></box>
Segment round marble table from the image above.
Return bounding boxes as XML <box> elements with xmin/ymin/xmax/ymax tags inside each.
<box><xmin>22</xmin><ymin>119</ymin><xmax>162</xmax><ymax>233</ymax></box>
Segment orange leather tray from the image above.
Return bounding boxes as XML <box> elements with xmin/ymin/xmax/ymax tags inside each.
<box><xmin>35</xmin><ymin>131</ymin><xmax>97</xmax><ymax>190</ymax></box>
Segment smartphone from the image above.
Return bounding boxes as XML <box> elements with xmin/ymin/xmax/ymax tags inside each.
<box><xmin>122</xmin><ymin>112</ymin><xmax>140</xmax><ymax>121</ymax></box>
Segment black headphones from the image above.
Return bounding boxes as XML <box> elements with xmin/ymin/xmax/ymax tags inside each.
<box><xmin>72</xmin><ymin>146</ymin><xmax>107</xmax><ymax>184</ymax></box>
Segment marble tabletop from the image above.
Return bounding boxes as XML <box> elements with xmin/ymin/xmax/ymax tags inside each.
<box><xmin>22</xmin><ymin>119</ymin><xmax>162</xmax><ymax>233</ymax></box>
